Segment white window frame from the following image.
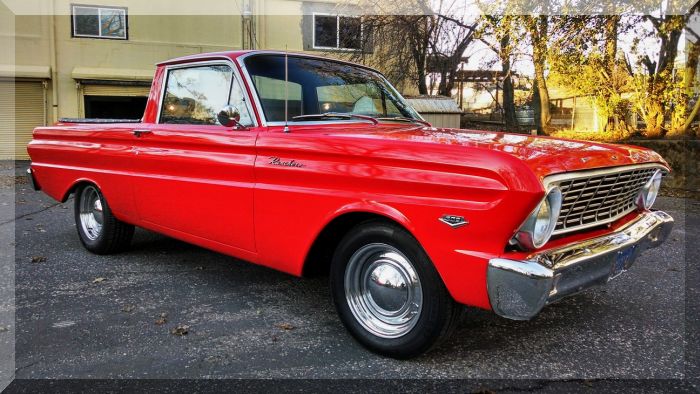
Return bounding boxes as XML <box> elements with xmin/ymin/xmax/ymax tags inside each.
<box><xmin>71</xmin><ymin>4</ymin><xmax>128</xmax><ymax>40</ymax></box>
<box><xmin>311</xmin><ymin>13</ymin><xmax>362</xmax><ymax>51</ymax></box>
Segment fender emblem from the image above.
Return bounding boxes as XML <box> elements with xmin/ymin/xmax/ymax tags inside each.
<box><xmin>439</xmin><ymin>215</ymin><xmax>468</xmax><ymax>228</ymax></box>
<box><xmin>269</xmin><ymin>156</ymin><xmax>304</xmax><ymax>168</ymax></box>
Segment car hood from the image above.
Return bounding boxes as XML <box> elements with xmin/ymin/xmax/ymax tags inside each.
<box><xmin>328</xmin><ymin>125</ymin><xmax>668</xmax><ymax>178</ymax></box>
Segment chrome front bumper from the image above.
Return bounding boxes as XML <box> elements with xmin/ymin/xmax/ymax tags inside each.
<box><xmin>487</xmin><ymin>211</ymin><xmax>674</xmax><ymax>320</ymax></box>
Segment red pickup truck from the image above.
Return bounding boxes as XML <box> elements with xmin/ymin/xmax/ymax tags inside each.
<box><xmin>27</xmin><ymin>50</ymin><xmax>673</xmax><ymax>358</ymax></box>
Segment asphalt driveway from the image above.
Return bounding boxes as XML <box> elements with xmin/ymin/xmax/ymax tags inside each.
<box><xmin>4</xmin><ymin>162</ymin><xmax>698</xmax><ymax>386</ymax></box>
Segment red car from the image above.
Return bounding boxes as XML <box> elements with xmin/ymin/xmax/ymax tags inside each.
<box><xmin>27</xmin><ymin>50</ymin><xmax>673</xmax><ymax>358</ymax></box>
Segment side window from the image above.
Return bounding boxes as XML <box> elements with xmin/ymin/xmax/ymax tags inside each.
<box><xmin>160</xmin><ymin>65</ymin><xmax>232</xmax><ymax>125</ymax></box>
<box><xmin>229</xmin><ymin>79</ymin><xmax>254</xmax><ymax>126</ymax></box>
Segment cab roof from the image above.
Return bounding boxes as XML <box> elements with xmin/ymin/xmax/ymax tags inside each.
<box><xmin>156</xmin><ymin>50</ymin><xmax>381</xmax><ymax>74</ymax></box>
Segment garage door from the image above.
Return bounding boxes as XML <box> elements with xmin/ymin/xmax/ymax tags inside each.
<box><xmin>0</xmin><ymin>80</ymin><xmax>46</xmax><ymax>160</ymax></box>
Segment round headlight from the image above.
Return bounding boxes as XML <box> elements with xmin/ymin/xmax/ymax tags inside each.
<box><xmin>637</xmin><ymin>169</ymin><xmax>662</xmax><ymax>210</ymax></box>
<box><xmin>515</xmin><ymin>187</ymin><xmax>563</xmax><ymax>250</ymax></box>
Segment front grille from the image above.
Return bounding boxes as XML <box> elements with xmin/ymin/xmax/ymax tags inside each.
<box><xmin>552</xmin><ymin>167</ymin><xmax>660</xmax><ymax>235</ymax></box>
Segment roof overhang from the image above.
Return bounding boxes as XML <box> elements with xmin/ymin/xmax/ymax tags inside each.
<box><xmin>72</xmin><ymin>67</ymin><xmax>154</xmax><ymax>82</ymax></box>
<box><xmin>0</xmin><ymin>65</ymin><xmax>51</xmax><ymax>79</ymax></box>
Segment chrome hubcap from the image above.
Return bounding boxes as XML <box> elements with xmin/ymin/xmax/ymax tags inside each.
<box><xmin>344</xmin><ymin>243</ymin><xmax>423</xmax><ymax>338</ymax></box>
<box><xmin>79</xmin><ymin>186</ymin><xmax>104</xmax><ymax>240</ymax></box>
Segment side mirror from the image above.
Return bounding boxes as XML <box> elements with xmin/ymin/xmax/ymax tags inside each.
<box><xmin>217</xmin><ymin>105</ymin><xmax>245</xmax><ymax>129</ymax></box>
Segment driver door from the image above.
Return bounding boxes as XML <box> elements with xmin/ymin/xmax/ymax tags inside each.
<box><xmin>131</xmin><ymin>62</ymin><xmax>258</xmax><ymax>253</ymax></box>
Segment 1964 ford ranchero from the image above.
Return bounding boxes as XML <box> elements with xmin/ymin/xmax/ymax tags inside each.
<box><xmin>27</xmin><ymin>50</ymin><xmax>673</xmax><ymax>358</ymax></box>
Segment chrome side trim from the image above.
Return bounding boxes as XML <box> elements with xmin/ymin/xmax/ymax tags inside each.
<box><xmin>488</xmin><ymin>210</ymin><xmax>673</xmax><ymax>320</ymax></box>
<box><xmin>265</xmin><ymin>120</ymin><xmax>376</xmax><ymax>127</ymax></box>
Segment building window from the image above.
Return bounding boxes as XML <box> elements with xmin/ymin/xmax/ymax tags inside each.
<box><xmin>313</xmin><ymin>14</ymin><xmax>361</xmax><ymax>50</ymax></box>
<box><xmin>72</xmin><ymin>4</ymin><xmax>128</xmax><ymax>40</ymax></box>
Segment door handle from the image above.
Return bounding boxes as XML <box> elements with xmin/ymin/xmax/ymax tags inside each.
<box><xmin>133</xmin><ymin>129</ymin><xmax>152</xmax><ymax>138</ymax></box>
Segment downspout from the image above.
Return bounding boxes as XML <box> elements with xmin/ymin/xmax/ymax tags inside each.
<box><xmin>48</xmin><ymin>3</ymin><xmax>58</xmax><ymax>123</ymax></box>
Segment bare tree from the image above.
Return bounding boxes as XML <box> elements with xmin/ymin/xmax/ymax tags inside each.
<box><xmin>343</xmin><ymin>0</ymin><xmax>479</xmax><ymax>97</ymax></box>
<box><xmin>429</xmin><ymin>13</ymin><xmax>479</xmax><ymax>96</ymax></box>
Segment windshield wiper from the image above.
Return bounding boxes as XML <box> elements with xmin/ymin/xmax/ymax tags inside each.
<box><xmin>375</xmin><ymin>116</ymin><xmax>432</xmax><ymax>127</ymax></box>
<box><xmin>292</xmin><ymin>112</ymin><xmax>378</xmax><ymax>125</ymax></box>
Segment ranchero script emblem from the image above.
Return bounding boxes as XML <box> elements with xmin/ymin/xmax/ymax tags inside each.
<box><xmin>439</xmin><ymin>215</ymin><xmax>468</xmax><ymax>228</ymax></box>
<box><xmin>269</xmin><ymin>156</ymin><xmax>304</xmax><ymax>168</ymax></box>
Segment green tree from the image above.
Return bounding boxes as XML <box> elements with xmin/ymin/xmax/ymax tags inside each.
<box><xmin>549</xmin><ymin>16</ymin><xmax>633</xmax><ymax>137</ymax></box>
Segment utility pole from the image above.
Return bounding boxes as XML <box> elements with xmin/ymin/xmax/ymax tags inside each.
<box><xmin>241</xmin><ymin>0</ymin><xmax>255</xmax><ymax>50</ymax></box>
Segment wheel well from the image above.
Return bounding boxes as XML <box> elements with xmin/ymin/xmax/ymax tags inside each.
<box><xmin>62</xmin><ymin>180</ymin><xmax>92</xmax><ymax>202</ymax></box>
<box><xmin>302</xmin><ymin>212</ymin><xmax>406</xmax><ymax>277</ymax></box>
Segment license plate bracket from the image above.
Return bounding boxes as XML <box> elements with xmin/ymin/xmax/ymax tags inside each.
<box><xmin>610</xmin><ymin>244</ymin><xmax>638</xmax><ymax>280</ymax></box>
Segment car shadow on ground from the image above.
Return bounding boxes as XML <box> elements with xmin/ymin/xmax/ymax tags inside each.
<box><xmin>124</xmin><ymin>226</ymin><xmax>595</xmax><ymax>361</ymax></box>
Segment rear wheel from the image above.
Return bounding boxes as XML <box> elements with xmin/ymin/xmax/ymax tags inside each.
<box><xmin>330</xmin><ymin>220</ymin><xmax>461</xmax><ymax>358</ymax></box>
<box><xmin>74</xmin><ymin>184</ymin><xmax>134</xmax><ymax>254</ymax></box>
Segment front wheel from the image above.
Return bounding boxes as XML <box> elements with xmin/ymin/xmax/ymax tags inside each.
<box><xmin>74</xmin><ymin>184</ymin><xmax>134</xmax><ymax>254</ymax></box>
<box><xmin>330</xmin><ymin>220</ymin><xmax>462</xmax><ymax>358</ymax></box>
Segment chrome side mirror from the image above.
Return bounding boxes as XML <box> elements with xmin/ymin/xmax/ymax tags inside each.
<box><xmin>217</xmin><ymin>105</ymin><xmax>245</xmax><ymax>129</ymax></box>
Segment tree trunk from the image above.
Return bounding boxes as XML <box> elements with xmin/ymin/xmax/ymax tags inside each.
<box><xmin>500</xmin><ymin>33</ymin><xmax>517</xmax><ymax>131</ymax></box>
<box><xmin>670</xmin><ymin>40</ymin><xmax>699</xmax><ymax>135</ymax></box>
<box><xmin>681</xmin><ymin>97</ymin><xmax>700</xmax><ymax>135</ymax></box>
<box><xmin>601</xmin><ymin>15</ymin><xmax>619</xmax><ymax>133</ymax></box>
<box><xmin>533</xmin><ymin>59</ymin><xmax>551</xmax><ymax>133</ymax></box>
<box><xmin>409</xmin><ymin>17</ymin><xmax>430</xmax><ymax>95</ymax></box>
<box><xmin>643</xmin><ymin>15</ymin><xmax>684</xmax><ymax>137</ymax></box>
<box><xmin>415</xmin><ymin>60</ymin><xmax>428</xmax><ymax>95</ymax></box>
<box><xmin>643</xmin><ymin>93</ymin><xmax>665</xmax><ymax>138</ymax></box>
<box><xmin>528</xmin><ymin>16</ymin><xmax>551</xmax><ymax>134</ymax></box>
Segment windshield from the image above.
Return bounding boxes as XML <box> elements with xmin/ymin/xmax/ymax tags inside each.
<box><xmin>243</xmin><ymin>54</ymin><xmax>421</xmax><ymax>122</ymax></box>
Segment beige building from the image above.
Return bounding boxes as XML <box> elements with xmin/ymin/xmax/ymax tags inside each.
<box><xmin>1</xmin><ymin>0</ymin><xmax>370</xmax><ymax>159</ymax></box>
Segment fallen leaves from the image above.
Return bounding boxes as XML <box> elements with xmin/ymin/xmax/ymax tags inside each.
<box><xmin>155</xmin><ymin>313</ymin><xmax>168</xmax><ymax>326</ymax></box>
<box><xmin>30</xmin><ymin>256</ymin><xmax>46</xmax><ymax>263</ymax></box>
<box><xmin>121</xmin><ymin>304</ymin><xmax>136</xmax><ymax>313</ymax></box>
<box><xmin>170</xmin><ymin>324</ymin><xmax>189</xmax><ymax>336</ymax></box>
<box><xmin>276</xmin><ymin>323</ymin><xmax>295</xmax><ymax>331</ymax></box>
<box><xmin>92</xmin><ymin>277</ymin><xmax>106</xmax><ymax>284</ymax></box>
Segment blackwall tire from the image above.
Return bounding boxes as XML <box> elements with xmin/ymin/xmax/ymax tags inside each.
<box><xmin>74</xmin><ymin>184</ymin><xmax>134</xmax><ymax>254</ymax></box>
<box><xmin>330</xmin><ymin>220</ymin><xmax>462</xmax><ymax>358</ymax></box>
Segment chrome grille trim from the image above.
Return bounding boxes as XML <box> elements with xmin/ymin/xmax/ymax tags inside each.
<box><xmin>543</xmin><ymin>164</ymin><xmax>667</xmax><ymax>235</ymax></box>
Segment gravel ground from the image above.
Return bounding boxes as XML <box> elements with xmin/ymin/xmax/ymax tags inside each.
<box><xmin>2</xmin><ymin>162</ymin><xmax>698</xmax><ymax>390</ymax></box>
